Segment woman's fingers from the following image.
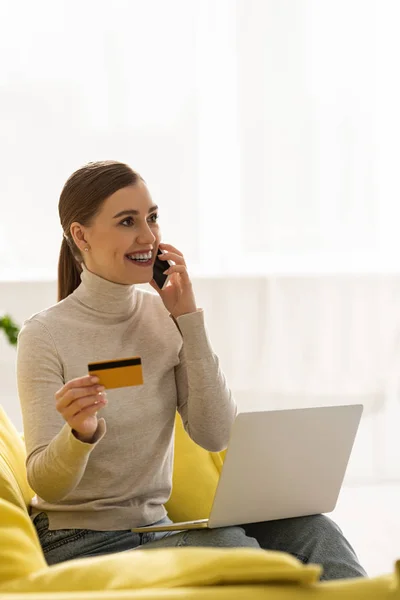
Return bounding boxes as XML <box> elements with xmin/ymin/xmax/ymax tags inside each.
<box><xmin>56</xmin><ymin>383</ymin><xmax>104</xmax><ymax>411</ymax></box>
<box><xmin>54</xmin><ymin>375</ymin><xmax>106</xmax><ymax>438</ymax></box>
<box><xmin>55</xmin><ymin>374</ymin><xmax>107</xmax><ymax>422</ymax></box>
<box><xmin>158</xmin><ymin>244</ymin><xmax>186</xmax><ymax>267</ymax></box>
<box><xmin>158</xmin><ymin>252</ymin><xmax>186</xmax><ymax>268</ymax></box>
<box><xmin>163</xmin><ymin>265</ymin><xmax>191</xmax><ymax>284</ymax></box>
<box><xmin>159</xmin><ymin>243</ymin><xmax>184</xmax><ymax>258</ymax></box>
<box><xmin>62</xmin><ymin>392</ymin><xmax>107</xmax><ymax>419</ymax></box>
<box><xmin>55</xmin><ymin>375</ymin><xmax>98</xmax><ymax>400</ymax></box>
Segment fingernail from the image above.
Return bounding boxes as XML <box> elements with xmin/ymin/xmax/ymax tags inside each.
<box><xmin>163</xmin><ymin>269</ymin><xmax>170</xmax><ymax>274</ymax></box>
<box><xmin>96</xmin><ymin>386</ymin><xmax>105</xmax><ymax>392</ymax></box>
<box><xmin>91</xmin><ymin>377</ymin><xmax>99</xmax><ymax>383</ymax></box>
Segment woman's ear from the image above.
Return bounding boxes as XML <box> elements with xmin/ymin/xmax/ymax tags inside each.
<box><xmin>70</xmin><ymin>222</ymin><xmax>88</xmax><ymax>253</ymax></box>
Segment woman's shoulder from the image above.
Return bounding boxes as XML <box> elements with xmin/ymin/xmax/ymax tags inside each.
<box><xmin>19</xmin><ymin>297</ymin><xmax>73</xmax><ymax>340</ymax></box>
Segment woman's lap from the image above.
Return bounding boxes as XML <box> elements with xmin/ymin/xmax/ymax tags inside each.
<box><xmin>34</xmin><ymin>511</ymin><xmax>367</xmax><ymax>580</ymax></box>
<box><xmin>33</xmin><ymin>513</ymin><xmax>181</xmax><ymax>565</ymax></box>
<box><xmin>34</xmin><ymin>512</ymin><xmax>259</xmax><ymax>565</ymax></box>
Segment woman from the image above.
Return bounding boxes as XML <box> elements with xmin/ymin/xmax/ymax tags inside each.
<box><xmin>17</xmin><ymin>160</ymin><xmax>366</xmax><ymax>579</ymax></box>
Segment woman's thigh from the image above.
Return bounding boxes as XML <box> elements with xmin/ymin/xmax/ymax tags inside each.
<box><xmin>34</xmin><ymin>513</ymin><xmax>260</xmax><ymax>564</ymax></box>
<box><xmin>141</xmin><ymin>525</ymin><xmax>260</xmax><ymax>550</ymax></box>
<box><xmin>33</xmin><ymin>512</ymin><xmax>142</xmax><ymax>565</ymax></box>
<box><xmin>242</xmin><ymin>514</ymin><xmax>367</xmax><ymax>580</ymax></box>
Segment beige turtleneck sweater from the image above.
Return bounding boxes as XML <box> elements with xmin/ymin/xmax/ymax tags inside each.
<box><xmin>16</xmin><ymin>266</ymin><xmax>236</xmax><ymax>531</ymax></box>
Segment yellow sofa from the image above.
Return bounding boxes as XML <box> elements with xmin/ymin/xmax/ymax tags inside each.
<box><xmin>0</xmin><ymin>405</ymin><xmax>398</xmax><ymax>599</ymax></box>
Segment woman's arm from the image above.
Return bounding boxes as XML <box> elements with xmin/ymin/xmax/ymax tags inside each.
<box><xmin>174</xmin><ymin>310</ymin><xmax>237</xmax><ymax>452</ymax></box>
<box><xmin>17</xmin><ymin>319</ymin><xmax>105</xmax><ymax>503</ymax></box>
<box><xmin>150</xmin><ymin>243</ymin><xmax>236</xmax><ymax>451</ymax></box>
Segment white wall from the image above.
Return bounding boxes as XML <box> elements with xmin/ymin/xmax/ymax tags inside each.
<box><xmin>1</xmin><ymin>280</ymin><xmax>57</xmax><ymax>429</ymax></box>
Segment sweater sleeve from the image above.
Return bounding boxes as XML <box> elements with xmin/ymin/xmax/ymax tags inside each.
<box><xmin>16</xmin><ymin>318</ymin><xmax>105</xmax><ymax>503</ymax></box>
<box><xmin>174</xmin><ymin>309</ymin><xmax>237</xmax><ymax>452</ymax></box>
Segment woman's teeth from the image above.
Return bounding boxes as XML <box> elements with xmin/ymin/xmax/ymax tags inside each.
<box><xmin>126</xmin><ymin>252</ymin><xmax>152</xmax><ymax>262</ymax></box>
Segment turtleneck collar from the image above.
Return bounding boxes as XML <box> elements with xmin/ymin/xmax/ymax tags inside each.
<box><xmin>72</xmin><ymin>264</ymin><xmax>138</xmax><ymax>320</ymax></box>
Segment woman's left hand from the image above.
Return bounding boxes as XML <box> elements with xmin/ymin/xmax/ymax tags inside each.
<box><xmin>150</xmin><ymin>243</ymin><xmax>198</xmax><ymax>319</ymax></box>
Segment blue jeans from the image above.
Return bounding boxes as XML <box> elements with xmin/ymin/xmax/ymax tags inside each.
<box><xmin>33</xmin><ymin>512</ymin><xmax>367</xmax><ymax>581</ymax></box>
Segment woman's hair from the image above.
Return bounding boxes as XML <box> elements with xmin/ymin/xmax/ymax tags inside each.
<box><xmin>58</xmin><ymin>160</ymin><xmax>142</xmax><ymax>302</ymax></box>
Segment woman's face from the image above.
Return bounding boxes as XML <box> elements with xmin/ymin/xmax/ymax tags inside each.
<box><xmin>70</xmin><ymin>181</ymin><xmax>161</xmax><ymax>285</ymax></box>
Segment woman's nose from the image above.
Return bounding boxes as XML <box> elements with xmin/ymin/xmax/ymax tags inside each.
<box><xmin>136</xmin><ymin>222</ymin><xmax>156</xmax><ymax>244</ymax></box>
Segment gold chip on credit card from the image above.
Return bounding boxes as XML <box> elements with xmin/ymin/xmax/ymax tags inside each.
<box><xmin>88</xmin><ymin>356</ymin><xmax>143</xmax><ymax>389</ymax></box>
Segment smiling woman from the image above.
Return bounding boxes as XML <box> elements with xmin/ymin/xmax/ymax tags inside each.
<box><xmin>59</xmin><ymin>161</ymin><xmax>160</xmax><ymax>299</ymax></box>
<box><xmin>15</xmin><ymin>159</ymin><xmax>366</xmax><ymax>579</ymax></box>
<box><xmin>58</xmin><ymin>161</ymin><xmax>196</xmax><ymax>316</ymax></box>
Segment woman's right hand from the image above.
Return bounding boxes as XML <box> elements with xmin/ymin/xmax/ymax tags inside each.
<box><xmin>55</xmin><ymin>375</ymin><xmax>107</xmax><ymax>443</ymax></box>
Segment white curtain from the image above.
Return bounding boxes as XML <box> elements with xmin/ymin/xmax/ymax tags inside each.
<box><xmin>1</xmin><ymin>0</ymin><xmax>400</xmax><ymax>481</ymax></box>
<box><xmin>3</xmin><ymin>0</ymin><xmax>400</xmax><ymax>279</ymax></box>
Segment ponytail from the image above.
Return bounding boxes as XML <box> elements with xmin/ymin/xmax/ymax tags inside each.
<box><xmin>58</xmin><ymin>162</ymin><xmax>141</xmax><ymax>301</ymax></box>
<box><xmin>58</xmin><ymin>237</ymin><xmax>82</xmax><ymax>302</ymax></box>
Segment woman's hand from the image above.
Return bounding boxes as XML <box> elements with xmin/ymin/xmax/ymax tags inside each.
<box><xmin>55</xmin><ymin>375</ymin><xmax>108</xmax><ymax>442</ymax></box>
<box><xmin>150</xmin><ymin>243</ymin><xmax>197</xmax><ymax>319</ymax></box>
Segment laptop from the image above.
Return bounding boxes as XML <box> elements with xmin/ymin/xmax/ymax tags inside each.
<box><xmin>132</xmin><ymin>404</ymin><xmax>363</xmax><ymax>533</ymax></box>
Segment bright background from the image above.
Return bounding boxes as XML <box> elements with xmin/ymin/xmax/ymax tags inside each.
<box><xmin>1</xmin><ymin>0</ymin><xmax>400</xmax><ymax>577</ymax></box>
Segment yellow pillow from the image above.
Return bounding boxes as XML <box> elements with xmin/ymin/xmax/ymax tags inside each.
<box><xmin>1</xmin><ymin>544</ymin><xmax>321</xmax><ymax>593</ymax></box>
<box><xmin>166</xmin><ymin>414</ymin><xmax>225</xmax><ymax>522</ymax></box>
<box><xmin>0</xmin><ymin>499</ymin><xmax>46</xmax><ymax>584</ymax></box>
<box><xmin>0</xmin><ymin>405</ymin><xmax>33</xmax><ymax>508</ymax></box>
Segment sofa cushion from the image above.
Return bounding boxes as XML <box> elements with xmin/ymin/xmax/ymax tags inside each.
<box><xmin>0</xmin><ymin>499</ymin><xmax>46</xmax><ymax>584</ymax></box>
<box><xmin>1</xmin><ymin>498</ymin><xmax>399</xmax><ymax>599</ymax></box>
<box><xmin>165</xmin><ymin>415</ymin><xmax>225</xmax><ymax>522</ymax></box>
<box><xmin>0</xmin><ymin>405</ymin><xmax>33</xmax><ymax>510</ymax></box>
<box><xmin>1</xmin><ymin>535</ymin><xmax>322</xmax><ymax>593</ymax></box>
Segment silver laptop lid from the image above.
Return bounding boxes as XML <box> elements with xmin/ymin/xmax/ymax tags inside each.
<box><xmin>208</xmin><ymin>404</ymin><xmax>363</xmax><ymax>528</ymax></box>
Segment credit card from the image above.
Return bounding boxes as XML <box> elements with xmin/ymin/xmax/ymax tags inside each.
<box><xmin>88</xmin><ymin>356</ymin><xmax>143</xmax><ymax>389</ymax></box>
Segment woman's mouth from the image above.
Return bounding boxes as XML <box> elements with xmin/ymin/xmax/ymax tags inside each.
<box><xmin>125</xmin><ymin>251</ymin><xmax>153</xmax><ymax>267</ymax></box>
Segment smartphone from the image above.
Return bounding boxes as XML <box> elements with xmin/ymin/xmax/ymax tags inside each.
<box><xmin>152</xmin><ymin>248</ymin><xmax>172</xmax><ymax>290</ymax></box>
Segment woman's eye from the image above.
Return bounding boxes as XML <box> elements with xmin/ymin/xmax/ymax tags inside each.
<box><xmin>120</xmin><ymin>217</ymin><xmax>134</xmax><ymax>227</ymax></box>
<box><xmin>119</xmin><ymin>214</ymin><xmax>158</xmax><ymax>227</ymax></box>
